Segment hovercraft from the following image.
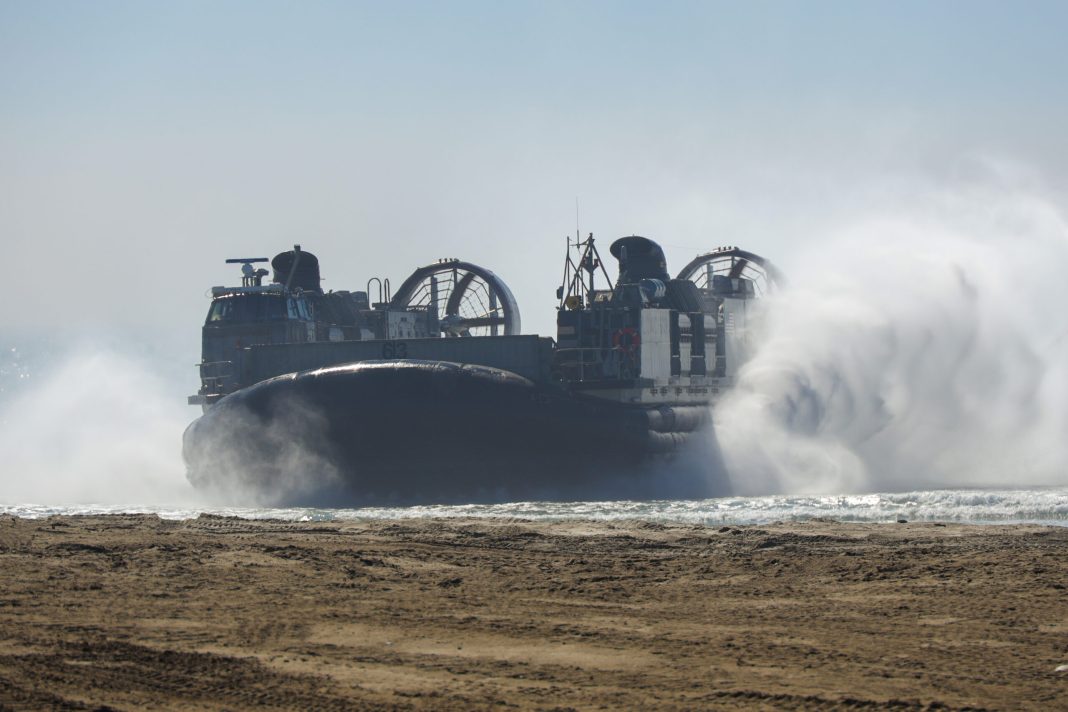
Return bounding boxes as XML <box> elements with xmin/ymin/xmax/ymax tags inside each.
<box><xmin>183</xmin><ymin>236</ymin><xmax>781</xmax><ymax>506</ymax></box>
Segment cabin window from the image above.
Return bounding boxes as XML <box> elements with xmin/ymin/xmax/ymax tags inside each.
<box><xmin>205</xmin><ymin>294</ymin><xmax>288</xmax><ymax>324</ymax></box>
<box><xmin>207</xmin><ymin>299</ymin><xmax>234</xmax><ymax>323</ymax></box>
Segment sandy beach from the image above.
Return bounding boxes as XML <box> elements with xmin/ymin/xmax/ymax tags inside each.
<box><xmin>0</xmin><ymin>515</ymin><xmax>1065</xmax><ymax>710</ymax></box>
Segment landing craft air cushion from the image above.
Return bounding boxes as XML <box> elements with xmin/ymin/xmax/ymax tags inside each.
<box><xmin>182</xmin><ymin>235</ymin><xmax>781</xmax><ymax>505</ymax></box>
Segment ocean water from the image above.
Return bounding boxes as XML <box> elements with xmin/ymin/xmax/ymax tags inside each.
<box><xmin>4</xmin><ymin>487</ymin><xmax>1067</xmax><ymax>526</ymax></box>
<box><xmin>5</xmin><ymin>196</ymin><xmax>1068</xmax><ymax>532</ymax></box>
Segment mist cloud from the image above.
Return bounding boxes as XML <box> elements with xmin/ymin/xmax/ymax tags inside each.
<box><xmin>0</xmin><ymin>347</ymin><xmax>199</xmax><ymax>505</ymax></box>
<box><xmin>716</xmin><ymin>179</ymin><xmax>1068</xmax><ymax>494</ymax></box>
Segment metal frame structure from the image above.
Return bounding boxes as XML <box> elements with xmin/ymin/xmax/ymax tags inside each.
<box><xmin>676</xmin><ymin>246</ymin><xmax>784</xmax><ymax>296</ymax></box>
<box><xmin>557</xmin><ymin>233</ymin><xmax>613</xmax><ymax>309</ymax></box>
<box><xmin>390</xmin><ymin>260</ymin><xmax>521</xmax><ymax>336</ymax></box>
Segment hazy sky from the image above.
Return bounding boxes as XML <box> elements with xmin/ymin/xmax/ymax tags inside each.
<box><xmin>3</xmin><ymin>0</ymin><xmax>1067</xmax><ymax>349</ymax></box>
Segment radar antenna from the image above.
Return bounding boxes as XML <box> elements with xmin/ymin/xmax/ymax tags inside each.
<box><xmin>224</xmin><ymin>257</ymin><xmax>270</xmax><ymax>287</ymax></box>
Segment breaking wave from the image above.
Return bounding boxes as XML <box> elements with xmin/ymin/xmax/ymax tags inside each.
<box><xmin>4</xmin><ymin>487</ymin><xmax>1067</xmax><ymax>525</ymax></box>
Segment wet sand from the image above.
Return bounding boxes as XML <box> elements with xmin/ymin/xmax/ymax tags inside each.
<box><xmin>0</xmin><ymin>515</ymin><xmax>1065</xmax><ymax>710</ymax></box>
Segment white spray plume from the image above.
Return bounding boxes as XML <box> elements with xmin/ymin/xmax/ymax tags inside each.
<box><xmin>0</xmin><ymin>347</ymin><xmax>201</xmax><ymax>505</ymax></box>
<box><xmin>717</xmin><ymin>179</ymin><xmax>1068</xmax><ymax>495</ymax></box>
<box><xmin>184</xmin><ymin>389</ymin><xmax>344</xmax><ymax>508</ymax></box>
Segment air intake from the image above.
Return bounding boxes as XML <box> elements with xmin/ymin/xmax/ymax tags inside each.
<box><xmin>609</xmin><ymin>236</ymin><xmax>669</xmax><ymax>284</ymax></box>
<box><xmin>271</xmin><ymin>246</ymin><xmax>322</xmax><ymax>293</ymax></box>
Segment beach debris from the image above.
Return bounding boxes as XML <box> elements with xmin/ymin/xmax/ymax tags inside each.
<box><xmin>897</xmin><ymin>518</ymin><xmax>908</xmax><ymax>524</ymax></box>
<box><xmin>1055</xmin><ymin>664</ymin><xmax>1068</xmax><ymax>673</ymax></box>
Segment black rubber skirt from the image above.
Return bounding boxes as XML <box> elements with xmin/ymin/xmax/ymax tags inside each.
<box><xmin>183</xmin><ymin>360</ymin><xmax>726</xmax><ymax>507</ymax></box>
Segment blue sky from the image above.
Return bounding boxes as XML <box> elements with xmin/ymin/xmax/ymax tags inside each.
<box><xmin>5</xmin><ymin>2</ymin><xmax>1065</xmax><ymax>123</ymax></box>
<box><xmin>3</xmin><ymin>0</ymin><xmax>1067</xmax><ymax>345</ymax></box>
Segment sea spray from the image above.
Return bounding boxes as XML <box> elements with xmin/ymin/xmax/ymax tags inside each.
<box><xmin>715</xmin><ymin>181</ymin><xmax>1068</xmax><ymax>495</ymax></box>
<box><xmin>0</xmin><ymin>346</ymin><xmax>201</xmax><ymax>505</ymax></box>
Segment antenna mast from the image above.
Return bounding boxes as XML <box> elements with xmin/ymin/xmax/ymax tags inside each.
<box><xmin>575</xmin><ymin>197</ymin><xmax>580</xmax><ymax>244</ymax></box>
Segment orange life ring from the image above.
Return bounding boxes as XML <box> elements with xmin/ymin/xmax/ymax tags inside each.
<box><xmin>612</xmin><ymin>327</ymin><xmax>640</xmax><ymax>353</ymax></box>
